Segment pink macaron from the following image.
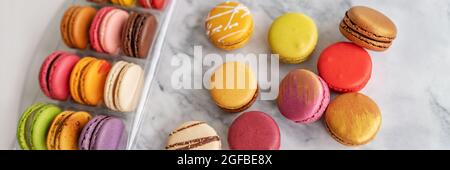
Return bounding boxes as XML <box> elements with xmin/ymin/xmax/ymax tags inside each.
<box><xmin>277</xmin><ymin>69</ymin><xmax>330</xmax><ymax>124</ymax></box>
<box><xmin>39</xmin><ymin>51</ymin><xmax>80</xmax><ymax>101</ymax></box>
<box><xmin>89</xmin><ymin>7</ymin><xmax>129</xmax><ymax>55</ymax></box>
<box><xmin>228</xmin><ymin>111</ymin><xmax>281</xmax><ymax>150</ymax></box>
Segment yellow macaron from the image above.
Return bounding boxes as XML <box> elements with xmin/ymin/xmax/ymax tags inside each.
<box><xmin>209</xmin><ymin>62</ymin><xmax>258</xmax><ymax>113</ymax></box>
<box><xmin>111</xmin><ymin>0</ymin><xmax>135</xmax><ymax>7</ymax></box>
<box><xmin>269</xmin><ymin>13</ymin><xmax>318</xmax><ymax>64</ymax></box>
<box><xmin>205</xmin><ymin>1</ymin><xmax>254</xmax><ymax>50</ymax></box>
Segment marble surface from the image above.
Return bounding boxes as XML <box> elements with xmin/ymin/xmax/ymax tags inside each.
<box><xmin>132</xmin><ymin>0</ymin><xmax>450</xmax><ymax>150</ymax></box>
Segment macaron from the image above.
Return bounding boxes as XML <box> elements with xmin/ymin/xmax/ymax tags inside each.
<box><xmin>210</xmin><ymin>62</ymin><xmax>258</xmax><ymax>113</ymax></box>
<box><xmin>340</xmin><ymin>6</ymin><xmax>397</xmax><ymax>51</ymax></box>
<box><xmin>325</xmin><ymin>93</ymin><xmax>382</xmax><ymax>146</ymax></box>
<box><xmin>47</xmin><ymin>111</ymin><xmax>92</xmax><ymax>150</ymax></box>
<box><xmin>318</xmin><ymin>42</ymin><xmax>372</xmax><ymax>93</ymax></box>
<box><xmin>39</xmin><ymin>51</ymin><xmax>80</xmax><ymax>101</ymax></box>
<box><xmin>205</xmin><ymin>1</ymin><xmax>253</xmax><ymax>50</ymax></box>
<box><xmin>79</xmin><ymin>115</ymin><xmax>126</xmax><ymax>150</ymax></box>
<box><xmin>111</xmin><ymin>0</ymin><xmax>135</xmax><ymax>7</ymax></box>
<box><xmin>277</xmin><ymin>69</ymin><xmax>330</xmax><ymax>124</ymax></box>
<box><xmin>17</xmin><ymin>103</ymin><xmax>62</xmax><ymax>150</ymax></box>
<box><xmin>104</xmin><ymin>61</ymin><xmax>144</xmax><ymax>112</ymax></box>
<box><xmin>139</xmin><ymin>0</ymin><xmax>166</xmax><ymax>9</ymax></box>
<box><xmin>90</xmin><ymin>7</ymin><xmax>129</xmax><ymax>55</ymax></box>
<box><xmin>70</xmin><ymin>57</ymin><xmax>112</xmax><ymax>106</ymax></box>
<box><xmin>269</xmin><ymin>13</ymin><xmax>318</xmax><ymax>64</ymax></box>
<box><xmin>60</xmin><ymin>6</ymin><xmax>97</xmax><ymax>49</ymax></box>
<box><xmin>166</xmin><ymin>121</ymin><xmax>221</xmax><ymax>150</ymax></box>
<box><xmin>228</xmin><ymin>111</ymin><xmax>280</xmax><ymax>150</ymax></box>
<box><xmin>122</xmin><ymin>12</ymin><xmax>158</xmax><ymax>58</ymax></box>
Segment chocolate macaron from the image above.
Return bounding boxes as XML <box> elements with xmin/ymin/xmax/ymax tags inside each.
<box><xmin>122</xmin><ymin>12</ymin><xmax>158</xmax><ymax>58</ymax></box>
<box><xmin>340</xmin><ymin>6</ymin><xmax>397</xmax><ymax>51</ymax></box>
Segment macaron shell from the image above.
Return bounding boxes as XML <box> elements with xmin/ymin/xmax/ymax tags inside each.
<box><xmin>79</xmin><ymin>115</ymin><xmax>108</xmax><ymax>150</ymax></box>
<box><xmin>17</xmin><ymin>103</ymin><xmax>46</xmax><ymax>150</ymax></box>
<box><xmin>339</xmin><ymin>23</ymin><xmax>391</xmax><ymax>51</ymax></box>
<box><xmin>104</xmin><ymin>61</ymin><xmax>128</xmax><ymax>111</ymax></box>
<box><xmin>70</xmin><ymin>57</ymin><xmax>96</xmax><ymax>104</ymax></box>
<box><xmin>68</xmin><ymin>6</ymin><xmax>97</xmax><ymax>49</ymax></box>
<box><xmin>47</xmin><ymin>53</ymin><xmax>80</xmax><ymax>100</ymax></box>
<box><xmin>118</xmin><ymin>0</ymin><xmax>135</xmax><ymax>7</ymax></box>
<box><xmin>138</xmin><ymin>0</ymin><xmax>151</xmax><ymax>8</ymax></box>
<box><xmin>205</xmin><ymin>1</ymin><xmax>253</xmax><ymax>50</ymax></box>
<box><xmin>269</xmin><ymin>13</ymin><xmax>318</xmax><ymax>64</ymax></box>
<box><xmin>228</xmin><ymin>111</ymin><xmax>280</xmax><ymax>150</ymax></box>
<box><xmin>39</xmin><ymin>51</ymin><xmax>65</xmax><ymax>99</ymax></box>
<box><xmin>136</xmin><ymin>13</ymin><xmax>157</xmax><ymax>58</ymax></box>
<box><xmin>166</xmin><ymin>121</ymin><xmax>221</xmax><ymax>150</ymax></box>
<box><xmin>61</xmin><ymin>6</ymin><xmax>79</xmax><ymax>48</ymax></box>
<box><xmin>325</xmin><ymin>93</ymin><xmax>381</xmax><ymax>146</ymax></box>
<box><xmin>212</xmin><ymin>21</ymin><xmax>253</xmax><ymax>51</ymax></box>
<box><xmin>47</xmin><ymin>111</ymin><xmax>73</xmax><ymax>150</ymax></box>
<box><xmin>90</xmin><ymin>7</ymin><xmax>115</xmax><ymax>53</ymax></box>
<box><xmin>318</xmin><ymin>42</ymin><xmax>372</xmax><ymax>92</ymax></box>
<box><xmin>210</xmin><ymin>62</ymin><xmax>258</xmax><ymax>112</ymax></box>
<box><xmin>151</xmin><ymin>0</ymin><xmax>166</xmax><ymax>9</ymax></box>
<box><xmin>99</xmin><ymin>9</ymin><xmax>129</xmax><ymax>55</ymax></box>
<box><xmin>277</xmin><ymin>69</ymin><xmax>326</xmax><ymax>123</ymax></box>
<box><xmin>92</xmin><ymin>117</ymin><xmax>125</xmax><ymax>150</ymax></box>
<box><xmin>29</xmin><ymin>104</ymin><xmax>62</xmax><ymax>150</ymax></box>
<box><xmin>80</xmin><ymin>59</ymin><xmax>112</xmax><ymax>106</ymax></box>
<box><xmin>56</xmin><ymin>111</ymin><xmax>92</xmax><ymax>150</ymax></box>
<box><xmin>346</xmin><ymin>6</ymin><xmax>397</xmax><ymax>40</ymax></box>
<box><xmin>115</xmin><ymin>63</ymin><xmax>144</xmax><ymax>112</ymax></box>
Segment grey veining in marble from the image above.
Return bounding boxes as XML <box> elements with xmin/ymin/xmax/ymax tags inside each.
<box><xmin>133</xmin><ymin>0</ymin><xmax>450</xmax><ymax>150</ymax></box>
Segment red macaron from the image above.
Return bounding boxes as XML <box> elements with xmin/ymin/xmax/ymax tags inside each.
<box><xmin>139</xmin><ymin>0</ymin><xmax>166</xmax><ymax>10</ymax></box>
<box><xmin>318</xmin><ymin>42</ymin><xmax>372</xmax><ymax>93</ymax></box>
<box><xmin>228</xmin><ymin>111</ymin><xmax>281</xmax><ymax>150</ymax></box>
<box><xmin>39</xmin><ymin>51</ymin><xmax>80</xmax><ymax>101</ymax></box>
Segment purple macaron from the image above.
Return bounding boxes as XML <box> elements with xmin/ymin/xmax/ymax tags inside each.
<box><xmin>79</xmin><ymin>115</ymin><xmax>126</xmax><ymax>150</ymax></box>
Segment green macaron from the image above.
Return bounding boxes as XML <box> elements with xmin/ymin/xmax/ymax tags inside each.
<box><xmin>17</xmin><ymin>103</ymin><xmax>62</xmax><ymax>150</ymax></box>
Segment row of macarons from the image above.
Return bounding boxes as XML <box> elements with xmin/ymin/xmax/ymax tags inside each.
<box><xmin>60</xmin><ymin>5</ymin><xmax>157</xmax><ymax>58</ymax></box>
<box><xmin>89</xmin><ymin>0</ymin><xmax>166</xmax><ymax>9</ymax></box>
<box><xmin>17</xmin><ymin>103</ymin><xmax>126</xmax><ymax>150</ymax></box>
<box><xmin>204</xmin><ymin>1</ymin><xmax>397</xmax><ymax>60</ymax></box>
<box><xmin>208</xmin><ymin>63</ymin><xmax>381</xmax><ymax>146</ymax></box>
<box><xmin>39</xmin><ymin>51</ymin><xmax>144</xmax><ymax>112</ymax></box>
<box><xmin>168</xmin><ymin>91</ymin><xmax>381</xmax><ymax>150</ymax></box>
<box><xmin>18</xmin><ymin>88</ymin><xmax>380</xmax><ymax>150</ymax></box>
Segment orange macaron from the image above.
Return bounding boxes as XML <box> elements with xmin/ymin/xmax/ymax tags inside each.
<box><xmin>70</xmin><ymin>57</ymin><xmax>112</xmax><ymax>106</ymax></box>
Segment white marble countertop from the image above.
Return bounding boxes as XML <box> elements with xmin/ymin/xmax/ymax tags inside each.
<box><xmin>1</xmin><ymin>0</ymin><xmax>449</xmax><ymax>150</ymax></box>
<box><xmin>133</xmin><ymin>0</ymin><xmax>450</xmax><ymax>150</ymax></box>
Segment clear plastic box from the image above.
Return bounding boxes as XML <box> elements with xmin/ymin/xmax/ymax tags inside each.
<box><xmin>15</xmin><ymin>0</ymin><xmax>177</xmax><ymax>150</ymax></box>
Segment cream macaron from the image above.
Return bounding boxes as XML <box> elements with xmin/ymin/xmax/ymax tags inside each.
<box><xmin>104</xmin><ymin>61</ymin><xmax>144</xmax><ymax>112</ymax></box>
<box><xmin>166</xmin><ymin>121</ymin><xmax>221</xmax><ymax>150</ymax></box>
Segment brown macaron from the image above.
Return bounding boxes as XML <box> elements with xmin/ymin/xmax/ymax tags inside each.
<box><xmin>339</xmin><ymin>6</ymin><xmax>397</xmax><ymax>51</ymax></box>
<box><xmin>122</xmin><ymin>12</ymin><xmax>158</xmax><ymax>58</ymax></box>
<box><xmin>61</xmin><ymin>6</ymin><xmax>97</xmax><ymax>50</ymax></box>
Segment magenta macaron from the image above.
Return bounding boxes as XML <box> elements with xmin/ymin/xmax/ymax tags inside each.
<box><xmin>39</xmin><ymin>51</ymin><xmax>80</xmax><ymax>101</ymax></box>
<box><xmin>79</xmin><ymin>115</ymin><xmax>126</xmax><ymax>150</ymax></box>
<box><xmin>277</xmin><ymin>69</ymin><xmax>330</xmax><ymax>124</ymax></box>
<box><xmin>228</xmin><ymin>111</ymin><xmax>281</xmax><ymax>150</ymax></box>
<box><xmin>89</xmin><ymin>7</ymin><xmax>129</xmax><ymax>55</ymax></box>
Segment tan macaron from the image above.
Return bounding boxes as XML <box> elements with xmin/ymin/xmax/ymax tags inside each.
<box><xmin>339</xmin><ymin>6</ymin><xmax>397</xmax><ymax>51</ymax></box>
